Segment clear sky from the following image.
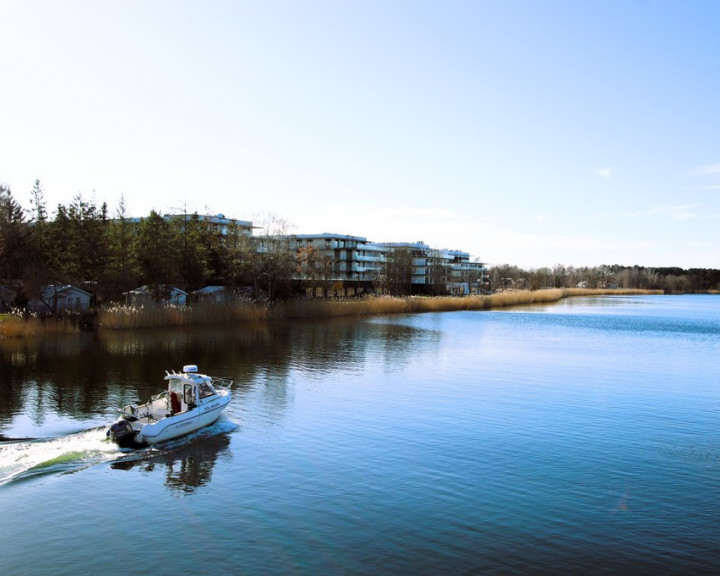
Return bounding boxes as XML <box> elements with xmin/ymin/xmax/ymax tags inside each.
<box><xmin>1</xmin><ymin>0</ymin><xmax>719</xmax><ymax>269</ymax></box>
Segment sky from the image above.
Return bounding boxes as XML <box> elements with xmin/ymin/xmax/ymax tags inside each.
<box><xmin>1</xmin><ymin>0</ymin><xmax>719</xmax><ymax>269</ymax></box>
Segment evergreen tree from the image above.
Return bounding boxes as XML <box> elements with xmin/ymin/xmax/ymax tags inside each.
<box><xmin>106</xmin><ymin>194</ymin><xmax>140</xmax><ymax>299</ymax></box>
<box><xmin>172</xmin><ymin>212</ymin><xmax>214</xmax><ymax>292</ymax></box>
<box><xmin>135</xmin><ymin>210</ymin><xmax>181</xmax><ymax>293</ymax></box>
<box><xmin>0</xmin><ymin>184</ymin><xmax>27</xmax><ymax>280</ymax></box>
<box><xmin>24</xmin><ymin>179</ymin><xmax>55</xmax><ymax>308</ymax></box>
<box><xmin>42</xmin><ymin>194</ymin><xmax>111</xmax><ymax>301</ymax></box>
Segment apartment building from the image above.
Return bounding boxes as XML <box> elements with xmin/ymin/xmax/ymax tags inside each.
<box><xmin>374</xmin><ymin>242</ymin><xmax>490</xmax><ymax>295</ymax></box>
<box><xmin>292</xmin><ymin>235</ymin><xmax>489</xmax><ymax>296</ymax></box>
<box><xmin>292</xmin><ymin>233</ymin><xmax>381</xmax><ymax>296</ymax></box>
<box><xmin>438</xmin><ymin>248</ymin><xmax>491</xmax><ymax>295</ymax></box>
<box><xmin>127</xmin><ymin>212</ymin><xmax>488</xmax><ymax>296</ymax></box>
<box><xmin>376</xmin><ymin>241</ymin><xmax>432</xmax><ymax>288</ymax></box>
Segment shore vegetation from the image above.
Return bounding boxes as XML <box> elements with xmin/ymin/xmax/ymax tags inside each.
<box><xmin>1</xmin><ymin>288</ymin><xmax>664</xmax><ymax>338</ymax></box>
<box><xmin>0</xmin><ymin>310</ymin><xmax>80</xmax><ymax>337</ymax></box>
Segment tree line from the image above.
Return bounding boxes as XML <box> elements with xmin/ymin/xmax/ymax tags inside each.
<box><xmin>0</xmin><ymin>181</ymin><xmax>303</xmax><ymax>308</ymax></box>
<box><xmin>1</xmin><ymin>181</ymin><xmax>719</xmax><ymax>313</ymax></box>
<box><xmin>489</xmin><ymin>263</ymin><xmax>720</xmax><ymax>293</ymax></box>
<box><xmin>0</xmin><ymin>181</ymin><xmax>453</xmax><ymax>306</ymax></box>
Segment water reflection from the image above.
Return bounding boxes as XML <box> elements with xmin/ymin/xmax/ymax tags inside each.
<box><xmin>0</xmin><ymin>317</ymin><xmax>437</xmax><ymax>436</ymax></box>
<box><xmin>111</xmin><ymin>430</ymin><xmax>231</xmax><ymax>495</ymax></box>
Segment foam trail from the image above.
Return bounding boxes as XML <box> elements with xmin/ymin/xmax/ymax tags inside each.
<box><xmin>0</xmin><ymin>427</ymin><xmax>119</xmax><ymax>485</ymax></box>
<box><xmin>0</xmin><ymin>417</ymin><xmax>239</xmax><ymax>485</ymax></box>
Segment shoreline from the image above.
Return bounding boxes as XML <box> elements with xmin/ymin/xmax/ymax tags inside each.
<box><xmin>268</xmin><ymin>288</ymin><xmax>664</xmax><ymax>320</ymax></box>
<box><xmin>1</xmin><ymin>288</ymin><xmax>664</xmax><ymax>338</ymax></box>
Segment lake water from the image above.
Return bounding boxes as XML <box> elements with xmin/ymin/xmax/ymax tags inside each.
<box><xmin>1</xmin><ymin>295</ymin><xmax>719</xmax><ymax>575</ymax></box>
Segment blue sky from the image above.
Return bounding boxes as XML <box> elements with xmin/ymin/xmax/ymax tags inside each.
<box><xmin>1</xmin><ymin>0</ymin><xmax>719</xmax><ymax>268</ymax></box>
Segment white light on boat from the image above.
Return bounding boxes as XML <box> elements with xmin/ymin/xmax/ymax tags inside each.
<box><xmin>183</xmin><ymin>365</ymin><xmax>198</xmax><ymax>373</ymax></box>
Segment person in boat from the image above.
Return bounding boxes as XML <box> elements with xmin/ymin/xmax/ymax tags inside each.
<box><xmin>170</xmin><ymin>389</ymin><xmax>181</xmax><ymax>414</ymax></box>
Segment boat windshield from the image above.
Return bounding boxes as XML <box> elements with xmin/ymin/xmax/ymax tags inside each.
<box><xmin>198</xmin><ymin>381</ymin><xmax>215</xmax><ymax>398</ymax></box>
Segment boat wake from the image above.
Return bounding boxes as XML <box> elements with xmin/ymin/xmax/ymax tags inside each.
<box><xmin>0</xmin><ymin>418</ymin><xmax>238</xmax><ymax>487</ymax></box>
<box><xmin>0</xmin><ymin>426</ymin><xmax>118</xmax><ymax>486</ymax></box>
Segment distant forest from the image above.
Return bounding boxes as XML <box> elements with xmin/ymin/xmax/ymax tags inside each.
<box><xmin>488</xmin><ymin>263</ymin><xmax>720</xmax><ymax>293</ymax></box>
<box><xmin>1</xmin><ymin>181</ymin><xmax>719</xmax><ymax>310</ymax></box>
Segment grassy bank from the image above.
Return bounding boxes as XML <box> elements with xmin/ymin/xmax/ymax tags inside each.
<box><xmin>1</xmin><ymin>288</ymin><xmax>662</xmax><ymax>337</ymax></box>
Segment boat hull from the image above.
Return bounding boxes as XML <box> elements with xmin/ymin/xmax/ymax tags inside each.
<box><xmin>139</xmin><ymin>393</ymin><xmax>231</xmax><ymax>445</ymax></box>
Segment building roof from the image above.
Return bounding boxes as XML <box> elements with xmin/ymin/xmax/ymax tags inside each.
<box><xmin>192</xmin><ymin>285</ymin><xmax>228</xmax><ymax>295</ymax></box>
<box><xmin>41</xmin><ymin>284</ymin><xmax>93</xmax><ymax>297</ymax></box>
<box><xmin>294</xmin><ymin>232</ymin><xmax>369</xmax><ymax>241</ymax></box>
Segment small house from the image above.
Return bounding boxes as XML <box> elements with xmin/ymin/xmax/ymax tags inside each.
<box><xmin>191</xmin><ymin>285</ymin><xmax>232</xmax><ymax>304</ymax></box>
<box><xmin>29</xmin><ymin>284</ymin><xmax>93</xmax><ymax>313</ymax></box>
<box><xmin>124</xmin><ymin>285</ymin><xmax>188</xmax><ymax>307</ymax></box>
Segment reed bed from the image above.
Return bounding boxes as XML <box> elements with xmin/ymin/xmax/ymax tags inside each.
<box><xmin>265</xmin><ymin>288</ymin><xmax>661</xmax><ymax>320</ymax></box>
<box><xmin>3</xmin><ymin>288</ymin><xmax>663</xmax><ymax>335</ymax></box>
<box><xmin>96</xmin><ymin>301</ymin><xmax>266</xmax><ymax>330</ymax></box>
<box><xmin>0</xmin><ymin>311</ymin><xmax>80</xmax><ymax>338</ymax></box>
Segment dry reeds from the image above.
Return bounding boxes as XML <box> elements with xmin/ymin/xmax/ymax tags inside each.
<box><xmin>90</xmin><ymin>288</ymin><xmax>669</xmax><ymax>330</ymax></box>
<box><xmin>96</xmin><ymin>301</ymin><xmax>267</xmax><ymax>330</ymax></box>
<box><xmin>3</xmin><ymin>288</ymin><xmax>664</xmax><ymax>336</ymax></box>
<box><xmin>269</xmin><ymin>288</ymin><xmax>661</xmax><ymax>319</ymax></box>
<box><xmin>0</xmin><ymin>311</ymin><xmax>80</xmax><ymax>338</ymax></box>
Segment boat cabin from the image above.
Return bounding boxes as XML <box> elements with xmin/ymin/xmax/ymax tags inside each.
<box><xmin>165</xmin><ymin>365</ymin><xmax>217</xmax><ymax>414</ymax></box>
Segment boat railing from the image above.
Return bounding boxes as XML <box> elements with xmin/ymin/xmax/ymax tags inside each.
<box><xmin>212</xmin><ymin>377</ymin><xmax>234</xmax><ymax>390</ymax></box>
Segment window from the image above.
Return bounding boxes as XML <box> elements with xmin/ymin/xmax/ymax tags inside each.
<box><xmin>199</xmin><ymin>381</ymin><xmax>215</xmax><ymax>398</ymax></box>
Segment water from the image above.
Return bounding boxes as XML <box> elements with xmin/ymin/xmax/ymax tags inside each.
<box><xmin>1</xmin><ymin>295</ymin><xmax>719</xmax><ymax>574</ymax></box>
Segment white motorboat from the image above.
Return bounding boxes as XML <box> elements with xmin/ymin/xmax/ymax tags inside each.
<box><xmin>106</xmin><ymin>365</ymin><xmax>232</xmax><ymax>448</ymax></box>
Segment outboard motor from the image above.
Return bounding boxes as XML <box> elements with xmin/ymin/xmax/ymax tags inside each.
<box><xmin>107</xmin><ymin>418</ymin><xmax>139</xmax><ymax>448</ymax></box>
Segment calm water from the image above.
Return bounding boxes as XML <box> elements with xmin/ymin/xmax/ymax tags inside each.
<box><xmin>1</xmin><ymin>295</ymin><xmax>719</xmax><ymax>575</ymax></box>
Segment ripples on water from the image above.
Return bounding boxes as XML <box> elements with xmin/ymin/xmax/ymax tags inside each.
<box><xmin>0</xmin><ymin>295</ymin><xmax>719</xmax><ymax>575</ymax></box>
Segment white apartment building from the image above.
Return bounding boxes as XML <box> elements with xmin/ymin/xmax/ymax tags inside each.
<box><xmin>293</xmin><ymin>233</ymin><xmax>380</xmax><ymax>295</ymax></box>
<box><xmin>292</xmin><ymin>235</ymin><xmax>489</xmax><ymax>296</ymax></box>
<box><xmin>126</xmin><ymin>212</ymin><xmax>488</xmax><ymax>296</ymax></box>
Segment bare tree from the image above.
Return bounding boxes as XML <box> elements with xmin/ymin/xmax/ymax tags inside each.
<box><xmin>296</xmin><ymin>244</ymin><xmax>335</xmax><ymax>297</ymax></box>
<box><xmin>426</xmin><ymin>250</ymin><xmax>449</xmax><ymax>295</ymax></box>
<box><xmin>243</xmin><ymin>214</ymin><xmax>297</xmax><ymax>301</ymax></box>
<box><xmin>379</xmin><ymin>246</ymin><xmax>414</xmax><ymax>296</ymax></box>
